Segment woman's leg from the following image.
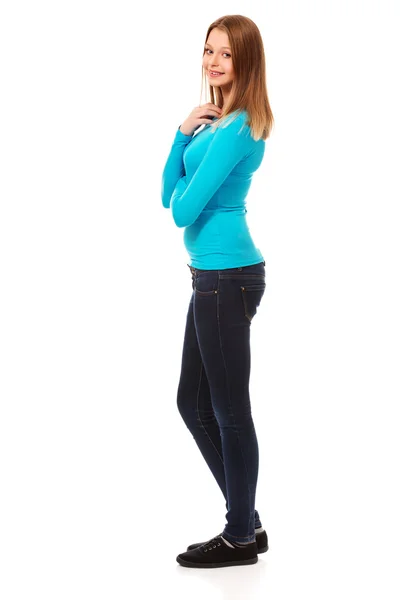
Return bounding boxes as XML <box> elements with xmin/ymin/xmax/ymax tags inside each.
<box><xmin>186</xmin><ymin>264</ymin><xmax>265</xmax><ymax>544</ymax></box>
<box><xmin>177</xmin><ymin>277</ymin><xmax>262</xmax><ymax>532</ymax></box>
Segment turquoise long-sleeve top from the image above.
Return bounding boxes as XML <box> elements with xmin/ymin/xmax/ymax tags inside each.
<box><xmin>161</xmin><ymin>109</ymin><xmax>265</xmax><ymax>270</ymax></box>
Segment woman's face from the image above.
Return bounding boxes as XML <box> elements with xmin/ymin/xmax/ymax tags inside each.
<box><xmin>202</xmin><ymin>28</ymin><xmax>234</xmax><ymax>94</ymax></box>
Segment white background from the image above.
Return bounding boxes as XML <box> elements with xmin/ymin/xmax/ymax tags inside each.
<box><xmin>1</xmin><ymin>1</ymin><xmax>399</xmax><ymax>598</ymax></box>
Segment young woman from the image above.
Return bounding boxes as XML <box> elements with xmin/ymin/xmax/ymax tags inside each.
<box><xmin>161</xmin><ymin>14</ymin><xmax>274</xmax><ymax>569</ymax></box>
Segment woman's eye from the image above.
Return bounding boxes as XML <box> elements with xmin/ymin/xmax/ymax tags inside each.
<box><xmin>204</xmin><ymin>49</ymin><xmax>231</xmax><ymax>58</ymax></box>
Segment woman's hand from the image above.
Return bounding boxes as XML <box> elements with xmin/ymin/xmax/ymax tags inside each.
<box><xmin>179</xmin><ymin>103</ymin><xmax>223</xmax><ymax>136</ymax></box>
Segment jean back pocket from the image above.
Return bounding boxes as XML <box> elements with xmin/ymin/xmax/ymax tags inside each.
<box><xmin>240</xmin><ymin>281</ymin><xmax>266</xmax><ymax>322</ymax></box>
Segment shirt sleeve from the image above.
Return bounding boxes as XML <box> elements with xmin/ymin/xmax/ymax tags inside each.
<box><xmin>161</xmin><ymin>127</ymin><xmax>193</xmax><ymax>209</ymax></box>
<box><xmin>170</xmin><ymin>114</ymin><xmax>254</xmax><ymax>228</ymax></box>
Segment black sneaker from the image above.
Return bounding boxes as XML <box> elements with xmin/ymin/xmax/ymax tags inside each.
<box><xmin>177</xmin><ymin>534</ymin><xmax>258</xmax><ymax>568</ymax></box>
<box><xmin>187</xmin><ymin>529</ymin><xmax>269</xmax><ymax>554</ymax></box>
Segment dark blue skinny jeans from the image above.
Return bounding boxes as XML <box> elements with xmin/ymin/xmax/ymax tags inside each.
<box><xmin>177</xmin><ymin>260</ymin><xmax>266</xmax><ymax>544</ymax></box>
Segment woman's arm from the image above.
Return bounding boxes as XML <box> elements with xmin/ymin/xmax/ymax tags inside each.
<box><xmin>161</xmin><ymin>127</ymin><xmax>193</xmax><ymax>209</ymax></box>
<box><xmin>170</xmin><ymin>114</ymin><xmax>254</xmax><ymax>228</ymax></box>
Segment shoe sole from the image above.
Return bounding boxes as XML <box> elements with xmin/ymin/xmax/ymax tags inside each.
<box><xmin>176</xmin><ymin>555</ymin><xmax>258</xmax><ymax>568</ymax></box>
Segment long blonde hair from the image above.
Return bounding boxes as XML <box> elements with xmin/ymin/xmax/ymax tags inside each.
<box><xmin>200</xmin><ymin>15</ymin><xmax>275</xmax><ymax>142</ymax></box>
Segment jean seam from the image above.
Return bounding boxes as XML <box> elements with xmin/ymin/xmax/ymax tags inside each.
<box><xmin>216</xmin><ymin>275</ymin><xmax>252</xmax><ymax>541</ymax></box>
<box><xmin>196</xmin><ymin>362</ymin><xmax>224</xmax><ymax>466</ymax></box>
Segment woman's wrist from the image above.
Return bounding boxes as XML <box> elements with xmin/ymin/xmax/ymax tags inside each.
<box><xmin>179</xmin><ymin>123</ymin><xmax>192</xmax><ymax>137</ymax></box>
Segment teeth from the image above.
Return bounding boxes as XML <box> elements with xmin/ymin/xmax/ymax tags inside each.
<box><xmin>211</xmin><ymin>71</ymin><xmax>222</xmax><ymax>75</ymax></box>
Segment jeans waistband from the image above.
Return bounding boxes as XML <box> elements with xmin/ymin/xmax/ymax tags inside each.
<box><xmin>187</xmin><ymin>261</ymin><xmax>265</xmax><ymax>276</ymax></box>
